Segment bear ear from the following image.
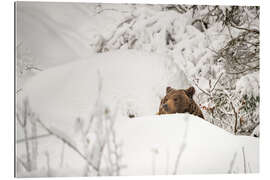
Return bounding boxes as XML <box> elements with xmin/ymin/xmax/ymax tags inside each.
<box><xmin>166</xmin><ymin>86</ymin><xmax>175</xmax><ymax>94</ymax></box>
<box><xmin>185</xmin><ymin>86</ymin><xmax>195</xmax><ymax>98</ymax></box>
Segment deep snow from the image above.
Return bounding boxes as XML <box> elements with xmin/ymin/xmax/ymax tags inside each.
<box><xmin>17</xmin><ymin>114</ymin><xmax>259</xmax><ymax>177</ymax></box>
<box><xmin>16</xmin><ymin>2</ymin><xmax>259</xmax><ymax>177</ymax></box>
<box><xmin>17</xmin><ymin>51</ymin><xmax>259</xmax><ymax>176</ymax></box>
<box><xmin>21</xmin><ymin>50</ymin><xmax>189</xmax><ymax>135</ymax></box>
<box><xmin>117</xmin><ymin>114</ymin><xmax>259</xmax><ymax>175</ymax></box>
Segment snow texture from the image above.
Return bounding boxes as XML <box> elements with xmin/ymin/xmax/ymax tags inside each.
<box><xmin>22</xmin><ymin>50</ymin><xmax>189</xmax><ymax>136</ymax></box>
<box><xmin>18</xmin><ymin>51</ymin><xmax>259</xmax><ymax>176</ymax></box>
<box><xmin>236</xmin><ymin>71</ymin><xmax>260</xmax><ymax>97</ymax></box>
<box><xmin>16</xmin><ymin>2</ymin><xmax>259</xmax><ymax>177</ymax></box>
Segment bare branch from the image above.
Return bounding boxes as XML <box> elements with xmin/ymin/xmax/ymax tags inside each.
<box><xmin>174</xmin><ymin>5</ymin><xmax>187</xmax><ymax>14</ymax></box>
<box><xmin>95</xmin><ymin>8</ymin><xmax>129</xmax><ymax>15</ymax></box>
<box><xmin>35</xmin><ymin>118</ymin><xmax>99</xmax><ymax>172</ymax></box>
<box><xmin>16</xmin><ymin>88</ymin><xmax>23</xmax><ymax>94</ymax></box>
<box><xmin>210</xmin><ymin>72</ymin><xmax>224</xmax><ymax>93</ymax></box>
<box><xmin>60</xmin><ymin>142</ymin><xmax>65</xmax><ymax>168</ymax></box>
<box><xmin>226</xmin><ymin>65</ymin><xmax>259</xmax><ymax>75</ymax></box>
<box><xmin>230</xmin><ymin>102</ymin><xmax>238</xmax><ymax>135</ymax></box>
<box><xmin>25</xmin><ymin>66</ymin><xmax>43</xmax><ymax>71</ymax></box>
<box><xmin>173</xmin><ymin>118</ymin><xmax>189</xmax><ymax>174</ymax></box>
<box><xmin>228</xmin><ymin>152</ymin><xmax>238</xmax><ymax>173</ymax></box>
<box><xmin>173</xmin><ymin>142</ymin><xmax>186</xmax><ymax>174</ymax></box>
<box><xmin>16</xmin><ymin>156</ymin><xmax>30</xmax><ymax>172</ymax></box>
<box><xmin>193</xmin><ymin>80</ymin><xmax>211</xmax><ymax>96</ymax></box>
<box><xmin>242</xmin><ymin>146</ymin><xmax>247</xmax><ymax>173</ymax></box>
<box><xmin>229</xmin><ymin>22</ymin><xmax>259</xmax><ymax>34</ymax></box>
<box><xmin>16</xmin><ymin>133</ymin><xmax>52</xmax><ymax>143</ymax></box>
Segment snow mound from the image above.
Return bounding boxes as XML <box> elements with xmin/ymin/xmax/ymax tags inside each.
<box><xmin>117</xmin><ymin>114</ymin><xmax>259</xmax><ymax>175</ymax></box>
<box><xmin>22</xmin><ymin>50</ymin><xmax>189</xmax><ymax>136</ymax></box>
<box><xmin>17</xmin><ymin>114</ymin><xmax>259</xmax><ymax>177</ymax></box>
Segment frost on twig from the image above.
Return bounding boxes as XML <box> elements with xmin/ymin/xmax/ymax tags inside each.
<box><xmin>74</xmin><ymin>72</ymin><xmax>125</xmax><ymax>176</ymax></box>
<box><xmin>242</xmin><ymin>146</ymin><xmax>247</xmax><ymax>173</ymax></box>
<box><xmin>173</xmin><ymin>117</ymin><xmax>189</xmax><ymax>174</ymax></box>
<box><xmin>35</xmin><ymin>117</ymin><xmax>99</xmax><ymax>172</ymax></box>
<box><xmin>89</xmin><ymin>5</ymin><xmax>259</xmax><ymax>137</ymax></box>
<box><xmin>228</xmin><ymin>152</ymin><xmax>238</xmax><ymax>173</ymax></box>
<box><xmin>16</xmin><ymin>98</ymin><xmax>34</xmax><ymax>172</ymax></box>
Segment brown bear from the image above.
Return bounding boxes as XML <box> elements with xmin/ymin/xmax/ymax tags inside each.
<box><xmin>157</xmin><ymin>86</ymin><xmax>204</xmax><ymax>119</ymax></box>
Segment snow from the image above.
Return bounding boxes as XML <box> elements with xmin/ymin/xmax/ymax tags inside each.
<box><xmin>116</xmin><ymin>114</ymin><xmax>259</xmax><ymax>175</ymax></box>
<box><xmin>18</xmin><ymin>50</ymin><xmax>259</xmax><ymax>176</ymax></box>
<box><xmin>236</xmin><ymin>71</ymin><xmax>260</xmax><ymax>97</ymax></box>
<box><xmin>251</xmin><ymin>125</ymin><xmax>260</xmax><ymax>137</ymax></box>
<box><xmin>17</xmin><ymin>114</ymin><xmax>259</xmax><ymax>177</ymax></box>
<box><xmin>21</xmin><ymin>50</ymin><xmax>189</xmax><ymax>137</ymax></box>
<box><xmin>16</xmin><ymin>2</ymin><xmax>259</xmax><ymax>177</ymax></box>
<box><xmin>16</xmin><ymin>2</ymin><xmax>132</xmax><ymax>68</ymax></box>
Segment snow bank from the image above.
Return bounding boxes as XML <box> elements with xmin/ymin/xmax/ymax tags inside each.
<box><xmin>18</xmin><ymin>50</ymin><xmax>259</xmax><ymax>176</ymax></box>
<box><xmin>22</xmin><ymin>50</ymin><xmax>189</xmax><ymax>137</ymax></box>
<box><xmin>17</xmin><ymin>114</ymin><xmax>259</xmax><ymax>177</ymax></box>
<box><xmin>116</xmin><ymin>114</ymin><xmax>259</xmax><ymax>175</ymax></box>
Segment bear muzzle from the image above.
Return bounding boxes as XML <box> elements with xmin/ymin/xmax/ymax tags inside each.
<box><xmin>162</xmin><ymin>104</ymin><xmax>169</xmax><ymax>112</ymax></box>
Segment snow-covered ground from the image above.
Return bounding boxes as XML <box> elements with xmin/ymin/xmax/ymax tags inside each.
<box><xmin>16</xmin><ymin>2</ymin><xmax>259</xmax><ymax>177</ymax></box>
<box><xmin>17</xmin><ymin>113</ymin><xmax>259</xmax><ymax>177</ymax></box>
<box><xmin>20</xmin><ymin>50</ymin><xmax>189</xmax><ymax>136</ymax></box>
<box><xmin>17</xmin><ymin>51</ymin><xmax>259</xmax><ymax>177</ymax></box>
<box><xmin>117</xmin><ymin>114</ymin><xmax>259</xmax><ymax>175</ymax></box>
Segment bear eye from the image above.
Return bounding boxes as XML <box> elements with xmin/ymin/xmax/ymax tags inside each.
<box><xmin>173</xmin><ymin>98</ymin><xmax>178</xmax><ymax>102</ymax></box>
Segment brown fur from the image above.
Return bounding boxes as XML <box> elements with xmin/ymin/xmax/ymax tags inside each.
<box><xmin>157</xmin><ymin>86</ymin><xmax>204</xmax><ymax>119</ymax></box>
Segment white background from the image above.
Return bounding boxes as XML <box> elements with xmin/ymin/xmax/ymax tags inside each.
<box><xmin>0</xmin><ymin>0</ymin><xmax>269</xmax><ymax>179</ymax></box>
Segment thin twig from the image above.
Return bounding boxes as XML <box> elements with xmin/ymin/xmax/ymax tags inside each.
<box><xmin>35</xmin><ymin>118</ymin><xmax>99</xmax><ymax>172</ymax></box>
<box><xmin>25</xmin><ymin>66</ymin><xmax>43</xmax><ymax>71</ymax></box>
<box><xmin>173</xmin><ymin>118</ymin><xmax>189</xmax><ymax>174</ymax></box>
<box><xmin>60</xmin><ymin>142</ymin><xmax>65</xmax><ymax>168</ymax></box>
<box><xmin>16</xmin><ymin>88</ymin><xmax>23</xmax><ymax>94</ymax></box>
<box><xmin>173</xmin><ymin>142</ymin><xmax>186</xmax><ymax>174</ymax></box>
<box><xmin>16</xmin><ymin>156</ymin><xmax>30</xmax><ymax>172</ymax></box>
<box><xmin>228</xmin><ymin>152</ymin><xmax>238</xmax><ymax>173</ymax></box>
<box><xmin>16</xmin><ymin>133</ymin><xmax>52</xmax><ymax>143</ymax></box>
<box><xmin>96</xmin><ymin>8</ymin><xmax>129</xmax><ymax>15</ymax></box>
<box><xmin>193</xmin><ymin>80</ymin><xmax>211</xmax><ymax>96</ymax></box>
<box><xmin>227</xmin><ymin>25</ymin><xmax>234</xmax><ymax>40</ymax></box>
<box><xmin>229</xmin><ymin>22</ymin><xmax>259</xmax><ymax>34</ymax></box>
<box><xmin>210</xmin><ymin>72</ymin><xmax>224</xmax><ymax>93</ymax></box>
<box><xmin>242</xmin><ymin>146</ymin><xmax>247</xmax><ymax>173</ymax></box>
<box><xmin>174</xmin><ymin>5</ymin><xmax>187</xmax><ymax>14</ymax></box>
<box><xmin>230</xmin><ymin>102</ymin><xmax>238</xmax><ymax>135</ymax></box>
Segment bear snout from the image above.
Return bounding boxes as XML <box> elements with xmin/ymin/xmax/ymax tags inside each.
<box><xmin>162</xmin><ymin>104</ymin><xmax>169</xmax><ymax>111</ymax></box>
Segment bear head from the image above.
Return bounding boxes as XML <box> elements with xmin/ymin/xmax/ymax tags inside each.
<box><xmin>158</xmin><ymin>86</ymin><xmax>195</xmax><ymax>115</ymax></box>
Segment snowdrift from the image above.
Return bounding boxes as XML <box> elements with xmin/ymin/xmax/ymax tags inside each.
<box><xmin>21</xmin><ymin>50</ymin><xmax>189</xmax><ymax>134</ymax></box>
<box><xmin>117</xmin><ymin>114</ymin><xmax>259</xmax><ymax>175</ymax></box>
<box><xmin>17</xmin><ymin>50</ymin><xmax>258</xmax><ymax>176</ymax></box>
<box><xmin>18</xmin><ymin>114</ymin><xmax>259</xmax><ymax>177</ymax></box>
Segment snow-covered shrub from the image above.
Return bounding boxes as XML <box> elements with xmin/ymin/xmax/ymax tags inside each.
<box><xmin>16</xmin><ymin>3</ymin><xmax>260</xmax><ymax>177</ymax></box>
<box><xmin>16</xmin><ymin>98</ymin><xmax>38</xmax><ymax>174</ymax></box>
<box><xmin>17</xmin><ymin>97</ymin><xmax>125</xmax><ymax>177</ymax></box>
<box><xmin>89</xmin><ymin>7</ymin><xmax>192</xmax><ymax>54</ymax></box>
<box><xmin>73</xmin><ymin>77</ymin><xmax>125</xmax><ymax>176</ymax></box>
<box><xmin>236</xmin><ymin>72</ymin><xmax>260</xmax><ymax>135</ymax></box>
<box><xmin>194</xmin><ymin>30</ymin><xmax>259</xmax><ymax>135</ymax></box>
<box><xmin>74</xmin><ymin>105</ymin><xmax>125</xmax><ymax>176</ymax></box>
<box><xmin>88</xmin><ymin>4</ymin><xmax>260</xmax><ymax>136</ymax></box>
<box><xmin>218</xmin><ymin>31</ymin><xmax>259</xmax><ymax>76</ymax></box>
